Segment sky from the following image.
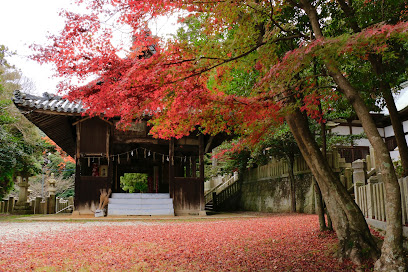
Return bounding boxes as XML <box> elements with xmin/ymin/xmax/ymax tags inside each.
<box><xmin>0</xmin><ymin>0</ymin><xmax>179</xmax><ymax>96</ymax></box>
<box><xmin>0</xmin><ymin>0</ymin><xmax>73</xmax><ymax>95</ymax></box>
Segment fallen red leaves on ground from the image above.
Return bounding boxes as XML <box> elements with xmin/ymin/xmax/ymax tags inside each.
<box><xmin>0</xmin><ymin>214</ymin><xmax>367</xmax><ymax>271</ymax></box>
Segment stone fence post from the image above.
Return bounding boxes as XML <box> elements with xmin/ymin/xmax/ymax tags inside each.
<box><xmin>7</xmin><ymin>196</ymin><xmax>14</xmax><ymax>213</ymax></box>
<box><xmin>352</xmin><ymin>159</ymin><xmax>366</xmax><ymax>206</ymax></box>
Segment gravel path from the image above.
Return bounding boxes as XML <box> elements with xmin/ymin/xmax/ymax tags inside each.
<box><xmin>0</xmin><ymin>221</ymin><xmax>155</xmax><ymax>244</ymax></box>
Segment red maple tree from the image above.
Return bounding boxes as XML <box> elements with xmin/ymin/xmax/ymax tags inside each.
<box><xmin>31</xmin><ymin>1</ymin><xmax>408</xmax><ymax>270</ymax></box>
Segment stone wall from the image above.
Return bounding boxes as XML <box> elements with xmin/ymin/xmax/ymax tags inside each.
<box><xmin>239</xmin><ymin>170</ymin><xmax>315</xmax><ymax>214</ymax></box>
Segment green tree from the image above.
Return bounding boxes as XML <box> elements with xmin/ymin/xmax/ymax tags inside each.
<box><xmin>32</xmin><ymin>1</ymin><xmax>408</xmax><ymax>270</ymax></box>
<box><xmin>0</xmin><ymin>45</ymin><xmax>43</xmax><ymax>199</ymax></box>
<box><xmin>120</xmin><ymin>173</ymin><xmax>149</xmax><ymax>193</ymax></box>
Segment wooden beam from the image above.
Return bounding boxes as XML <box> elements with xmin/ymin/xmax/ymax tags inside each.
<box><xmin>72</xmin><ymin>116</ymin><xmax>91</xmax><ymax>126</ymax></box>
<box><xmin>113</xmin><ymin>138</ymin><xmax>160</xmax><ymax>144</ymax></box>
<box><xmin>205</xmin><ymin>135</ymin><xmax>215</xmax><ymax>153</ymax></box>
<box><xmin>176</xmin><ymin>138</ymin><xmax>199</xmax><ymax>146</ymax></box>
<box><xmin>199</xmin><ymin>134</ymin><xmax>205</xmax><ymax>213</ymax></box>
<box><xmin>76</xmin><ymin>123</ymin><xmax>81</xmax><ymax>160</ymax></box>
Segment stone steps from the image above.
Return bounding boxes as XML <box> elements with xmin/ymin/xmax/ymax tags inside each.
<box><xmin>108</xmin><ymin>193</ymin><xmax>174</xmax><ymax>216</ymax></box>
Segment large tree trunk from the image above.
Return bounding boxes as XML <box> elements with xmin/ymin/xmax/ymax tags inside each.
<box><xmin>327</xmin><ymin>67</ymin><xmax>406</xmax><ymax>272</ymax></box>
<box><xmin>285</xmin><ymin>108</ymin><xmax>379</xmax><ymax>264</ymax></box>
<box><xmin>287</xmin><ymin>154</ymin><xmax>297</xmax><ymax>212</ymax></box>
<box><xmin>336</xmin><ymin>0</ymin><xmax>408</xmax><ymax>177</ymax></box>
<box><xmin>371</xmin><ymin>58</ymin><xmax>408</xmax><ymax>178</ymax></box>
<box><xmin>299</xmin><ymin>1</ymin><xmax>406</xmax><ymax>270</ymax></box>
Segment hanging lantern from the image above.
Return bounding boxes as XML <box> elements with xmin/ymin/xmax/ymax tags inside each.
<box><xmin>131</xmin><ymin>150</ymin><xmax>134</xmax><ymax>156</ymax></box>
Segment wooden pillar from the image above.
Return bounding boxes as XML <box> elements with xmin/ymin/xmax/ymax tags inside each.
<box><xmin>73</xmin><ymin>124</ymin><xmax>81</xmax><ymax>214</ymax></box>
<box><xmin>169</xmin><ymin>138</ymin><xmax>175</xmax><ymax>198</ymax></box>
<box><xmin>199</xmin><ymin>134</ymin><xmax>206</xmax><ymax>215</ymax></box>
<box><xmin>186</xmin><ymin>158</ymin><xmax>191</xmax><ymax>177</ymax></box>
<box><xmin>191</xmin><ymin>157</ymin><xmax>197</xmax><ymax>178</ymax></box>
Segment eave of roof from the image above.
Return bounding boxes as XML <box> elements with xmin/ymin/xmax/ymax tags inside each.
<box><xmin>12</xmin><ymin>90</ymin><xmax>86</xmax><ymax>114</ymax></box>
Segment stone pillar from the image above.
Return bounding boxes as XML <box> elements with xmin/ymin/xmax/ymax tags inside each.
<box><xmin>3</xmin><ymin>200</ymin><xmax>8</xmax><ymax>214</ymax></box>
<box><xmin>40</xmin><ymin>199</ymin><xmax>47</xmax><ymax>214</ymax></box>
<box><xmin>68</xmin><ymin>196</ymin><xmax>74</xmax><ymax>207</ymax></box>
<box><xmin>352</xmin><ymin>159</ymin><xmax>366</xmax><ymax>207</ymax></box>
<box><xmin>47</xmin><ymin>173</ymin><xmax>57</xmax><ymax>214</ymax></box>
<box><xmin>344</xmin><ymin>168</ymin><xmax>352</xmax><ymax>190</ymax></box>
<box><xmin>7</xmin><ymin>196</ymin><xmax>14</xmax><ymax>213</ymax></box>
<box><xmin>369</xmin><ymin>146</ymin><xmax>376</xmax><ymax>170</ymax></box>
<box><xmin>367</xmin><ymin>176</ymin><xmax>379</xmax><ymax>219</ymax></box>
<box><xmin>34</xmin><ymin>196</ymin><xmax>42</xmax><ymax>214</ymax></box>
<box><xmin>13</xmin><ymin>176</ymin><xmax>33</xmax><ymax>214</ymax></box>
<box><xmin>16</xmin><ymin>176</ymin><xmax>27</xmax><ymax>204</ymax></box>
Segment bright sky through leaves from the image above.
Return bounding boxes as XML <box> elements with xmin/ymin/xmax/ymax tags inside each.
<box><xmin>0</xmin><ymin>0</ymin><xmax>179</xmax><ymax>96</ymax></box>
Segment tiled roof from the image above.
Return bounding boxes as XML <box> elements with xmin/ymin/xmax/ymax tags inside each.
<box><xmin>13</xmin><ymin>90</ymin><xmax>85</xmax><ymax>114</ymax></box>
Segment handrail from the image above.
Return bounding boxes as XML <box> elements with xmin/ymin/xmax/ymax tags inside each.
<box><xmin>205</xmin><ymin>173</ymin><xmax>239</xmax><ymax>204</ymax></box>
<box><xmin>56</xmin><ymin>204</ymin><xmax>73</xmax><ymax>214</ymax></box>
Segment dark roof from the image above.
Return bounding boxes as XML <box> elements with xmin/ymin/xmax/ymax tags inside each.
<box><xmin>13</xmin><ymin>90</ymin><xmax>81</xmax><ymax>157</ymax></box>
<box><xmin>12</xmin><ymin>90</ymin><xmax>85</xmax><ymax>114</ymax></box>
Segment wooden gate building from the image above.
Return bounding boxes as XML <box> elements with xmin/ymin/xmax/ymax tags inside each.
<box><xmin>13</xmin><ymin>91</ymin><xmax>223</xmax><ymax>215</ymax></box>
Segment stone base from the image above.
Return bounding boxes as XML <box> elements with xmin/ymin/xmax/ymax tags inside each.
<box><xmin>199</xmin><ymin>210</ymin><xmax>207</xmax><ymax>216</ymax></box>
<box><xmin>12</xmin><ymin>203</ymin><xmax>33</xmax><ymax>215</ymax></box>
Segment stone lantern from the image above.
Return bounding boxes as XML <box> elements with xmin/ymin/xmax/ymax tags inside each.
<box><xmin>47</xmin><ymin>173</ymin><xmax>57</xmax><ymax>214</ymax></box>
<box><xmin>12</xmin><ymin>176</ymin><xmax>33</xmax><ymax>214</ymax></box>
<box><xmin>47</xmin><ymin>173</ymin><xmax>57</xmax><ymax>196</ymax></box>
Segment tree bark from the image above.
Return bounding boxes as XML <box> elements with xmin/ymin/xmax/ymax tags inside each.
<box><xmin>327</xmin><ymin>65</ymin><xmax>406</xmax><ymax>272</ymax></box>
<box><xmin>326</xmin><ymin>209</ymin><xmax>333</xmax><ymax>231</ymax></box>
<box><xmin>285</xmin><ymin>107</ymin><xmax>379</xmax><ymax>264</ymax></box>
<box><xmin>313</xmin><ymin>178</ymin><xmax>327</xmax><ymax>231</ymax></box>
<box><xmin>299</xmin><ymin>1</ymin><xmax>406</xmax><ymax>270</ymax></box>
<box><xmin>373</xmin><ymin>61</ymin><xmax>408</xmax><ymax>178</ymax></box>
<box><xmin>287</xmin><ymin>154</ymin><xmax>297</xmax><ymax>212</ymax></box>
<box><xmin>336</xmin><ymin>0</ymin><xmax>408</xmax><ymax>177</ymax></box>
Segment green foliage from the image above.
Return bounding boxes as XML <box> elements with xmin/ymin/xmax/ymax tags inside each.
<box><xmin>57</xmin><ymin>188</ymin><xmax>75</xmax><ymax>198</ymax></box>
<box><xmin>47</xmin><ymin>152</ymin><xmax>76</xmax><ymax>179</ymax></box>
<box><xmin>393</xmin><ymin>159</ymin><xmax>404</xmax><ymax>179</ymax></box>
<box><xmin>120</xmin><ymin>173</ymin><xmax>148</xmax><ymax>193</ymax></box>
<box><xmin>0</xmin><ymin>45</ymin><xmax>44</xmax><ymax>199</ymax></box>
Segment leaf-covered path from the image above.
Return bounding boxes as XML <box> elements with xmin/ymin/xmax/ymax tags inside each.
<box><xmin>0</xmin><ymin>214</ymin><xmax>359</xmax><ymax>271</ymax></box>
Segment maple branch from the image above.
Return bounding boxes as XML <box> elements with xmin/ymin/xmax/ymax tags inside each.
<box><xmin>177</xmin><ymin>34</ymin><xmax>302</xmax><ymax>82</ymax></box>
<box><xmin>164</xmin><ymin>56</ymin><xmax>228</xmax><ymax>66</ymax></box>
<box><xmin>335</xmin><ymin>0</ymin><xmax>361</xmax><ymax>32</ymax></box>
<box><xmin>245</xmin><ymin>3</ymin><xmax>292</xmax><ymax>35</ymax></box>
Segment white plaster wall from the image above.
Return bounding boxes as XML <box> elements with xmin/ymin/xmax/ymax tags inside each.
<box><xmin>390</xmin><ymin>150</ymin><xmax>400</xmax><ymax>161</ymax></box>
<box><xmin>403</xmin><ymin>121</ymin><xmax>408</xmax><ymax>133</ymax></box>
<box><xmin>384</xmin><ymin>125</ymin><xmax>395</xmax><ymax>138</ymax></box>
<box><xmin>354</xmin><ymin>138</ymin><xmax>371</xmax><ymax>147</ymax></box>
<box><xmin>352</xmin><ymin>126</ymin><xmax>365</xmax><ymax>134</ymax></box>
<box><xmin>331</xmin><ymin>126</ymin><xmax>349</xmax><ymax>135</ymax></box>
<box><xmin>377</xmin><ymin>127</ymin><xmax>385</xmax><ymax>137</ymax></box>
